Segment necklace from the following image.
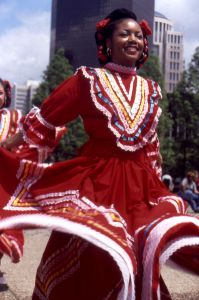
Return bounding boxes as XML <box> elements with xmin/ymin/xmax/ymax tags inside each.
<box><xmin>116</xmin><ymin>72</ymin><xmax>134</xmax><ymax>101</ymax></box>
<box><xmin>105</xmin><ymin>62</ymin><xmax>137</xmax><ymax>75</ymax></box>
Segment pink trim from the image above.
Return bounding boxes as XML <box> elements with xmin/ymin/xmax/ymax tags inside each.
<box><xmin>105</xmin><ymin>63</ymin><xmax>137</xmax><ymax>75</ymax></box>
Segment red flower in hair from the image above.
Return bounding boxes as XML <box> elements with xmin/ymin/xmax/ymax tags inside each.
<box><xmin>97</xmin><ymin>52</ymin><xmax>108</xmax><ymax>62</ymax></box>
<box><xmin>3</xmin><ymin>80</ymin><xmax>11</xmax><ymax>88</ymax></box>
<box><xmin>97</xmin><ymin>46</ymin><xmax>108</xmax><ymax>62</ymax></box>
<box><xmin>96</xmin><ymin>32</ymin><xmax>104</xmax><ymax>41</ymax></box>
<box><xmin>139</xmin><ymin>19</ymin><xmax>152</xmax><ymax>36</ymax></box>
<box><xmin>96</xmin><ymin>18</ymin><xmax>110</xmax><ymax>30</ymax></box>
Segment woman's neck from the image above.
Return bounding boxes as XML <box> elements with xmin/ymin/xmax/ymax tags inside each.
<box><xmin>104</xmin><ymin>62</ymin><xmax>137</xmax><ymax>75</ymax></box>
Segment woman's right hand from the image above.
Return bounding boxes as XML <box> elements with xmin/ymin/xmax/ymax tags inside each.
<box><xmin>0</xmin><ymin>131</ymin><xmax>23</xmax><ymax>150</ymax></box>
<box><xmin>0</xmin><ymin>141</ymin><xmax>8</xmax><ymax>149</ymax></box>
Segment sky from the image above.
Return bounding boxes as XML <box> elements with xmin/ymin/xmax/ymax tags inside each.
<box><xmin>0</xmin><ymin>0</ymin><xmax>51</xmax><ymax>84</ymax></box>
<box><xmin>0</xmin><ymin>0</ymin><xmax>198</xmax><ymax>84</ymax></box>
<box><xmin>155</xmin><ymin>0</ymin><xmax>199</xmax><ymax>69</ymax></box>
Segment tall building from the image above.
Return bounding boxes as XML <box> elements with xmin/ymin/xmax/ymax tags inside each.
<box><xmin>153</xmin><ymin>12</ymin><xmax>184</xmax><ymax>93</ymax></box>
<box><xmin>50</xmin><ymin>0</ymin><xmax>155</xmax><ymax>69</ymax></box>
<box><xmin>11</xmin><ymin>80</ymin><xmax>40</xmax><ymax>113</ymax></box>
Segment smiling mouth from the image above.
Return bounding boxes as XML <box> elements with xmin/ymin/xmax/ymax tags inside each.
<box><xmin>125</xmin><ymin>43</ymin><xmax>139</xmax><ymax>48</ymax></box>
<box><xmin>124</xmin><ymin>46</ymin><xmax>139</xmax><ymax>53</ymax></box>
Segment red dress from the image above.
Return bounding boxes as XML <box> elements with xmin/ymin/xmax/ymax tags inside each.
<box><xmin>0</xmin><ymin>64</ymin><xmax>198</xmax><ymax>300</ymax></box>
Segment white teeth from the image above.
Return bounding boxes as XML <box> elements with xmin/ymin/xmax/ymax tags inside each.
<box><xmin>126</xmin><ymin>47</ymin><xmax>137</xmax><ymax>50</ymax></box>
<box><xmin>126</xmin><ymin>45</ymin><xmax>137</xmax><ymax>49</ymax></box>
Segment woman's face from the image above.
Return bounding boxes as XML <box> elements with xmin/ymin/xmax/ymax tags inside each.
<box><xmin>0</xmin><ymin>83</ymin><xmax>6</xmax><ymax>108</ymax></box>
<box><xmin>107</xmin><ymin>19</ymin><xmax>144</xmax><ymax>67</ymax></box>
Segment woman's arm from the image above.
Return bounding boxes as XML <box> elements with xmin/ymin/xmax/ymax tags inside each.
<box><xmin>14</xmin><ymin>71</ymin><xmax>82</xmax><ymax>151</ymax></box>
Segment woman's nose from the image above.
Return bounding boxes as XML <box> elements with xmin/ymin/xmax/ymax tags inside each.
<box><xmin>128</xmin><ymin>33</ymin><xmax>136</xmax><ymax>42</ymax></box>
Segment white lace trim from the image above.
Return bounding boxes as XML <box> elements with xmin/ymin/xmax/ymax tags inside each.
<box><xmin>27</xmin><ymin>107</ymin><xmax>55</xmax><ymax>130</ymax></box>
<box><xmin>160</xmin><ymin>236</ymin><xmax>199</xmax><ymax>267</ymax></box>
<box><xmin>0</xmin><ymin>214</ymin><xmax>136</xmax><ymax>300</ymax></box>
<box><xmin>81</xmin><ymin>67</ymin><xmax>162</xmax><ymax>152</ymax></box>
<box><xmin>142</xmin><ymin>215</ymin><xmax>199</xmax><ymax>300</ymax></box>
<box><xmin>19</xmin><ymin>106</ymin><xmax>59</xmax><ymax>151</ymax></box>
<box><xmin>95</xmin><ymin>68</ymin><xmax>149</xmax><ymax>134</ymax></box>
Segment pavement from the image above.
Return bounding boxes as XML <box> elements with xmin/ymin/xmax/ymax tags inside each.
<box><xmin>0</xmin><ymin>217</ymin><xmax>198</xmax><ymax>300</ymax></box>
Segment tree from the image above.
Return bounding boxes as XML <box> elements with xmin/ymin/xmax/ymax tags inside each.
<box><xmin>138</xmin><ymin>53</ymin><xmax>164</xmax><ymax>88</ymax></box>
<box><xmin>187</xmin><ymin>46</ymin><xmax>199</xmax><ymax>94</ymax></box>
<box><xmin>138</xmin><ymin>54</ymin><xmax>175</xmax><ymax>174</ymax></box>
<box><xmin>32</xmin><ymin>48</ymin><xmax>88</xmax><ymax>161</ymax></box>
<box><xmin>167</xmin><ymin>46</ymin><xmax>199</xmax><ymax>176</ymax></box>
<box><xmin>32</xmin><ymin>48</ymin><xmax>74</xmax><ymax>107</ymax></box>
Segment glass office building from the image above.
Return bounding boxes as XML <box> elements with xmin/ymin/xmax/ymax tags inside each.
<box><xmin>50</xmin><ymin>0</ymin><xmax>155</xmax><ymax>69</ymax></box>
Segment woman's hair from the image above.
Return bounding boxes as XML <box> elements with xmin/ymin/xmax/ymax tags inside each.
<box><xmin>186</xmin><ymin>171</ymin><xmax>195</xmax><ymax>178</ymax></box>
<box><xmin>0</xmin><ymin>78</ymin><xmax>11</xmax><ymax>108</ymax></box>
<box><xmin>95</xmin><ymin>8</ymin><xmax>152</xmax><ymax>69</ymax></box>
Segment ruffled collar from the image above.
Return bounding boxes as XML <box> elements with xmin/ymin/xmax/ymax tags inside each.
<box><xmin>104</xmin><ymin>62</ymin><xmax>137</xmax><ymax>75</ymax></box>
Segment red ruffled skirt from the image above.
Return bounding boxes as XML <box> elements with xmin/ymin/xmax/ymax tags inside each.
<box><xmin>0</xmin><ymin>140</ymin><xmax>199</xmax><ymax>300</ymax></box>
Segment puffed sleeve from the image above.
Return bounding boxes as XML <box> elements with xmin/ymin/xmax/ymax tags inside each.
<box><xmin>20</xmin><ymin>70</ymin><xmax>81</xmax><ymax>150</ymax></box>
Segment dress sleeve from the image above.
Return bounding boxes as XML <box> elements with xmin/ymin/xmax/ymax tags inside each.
<box><xmin>20</xmin><ymin>71</ymin><xmax>81</xmax><ymax>151</ymax></box>
<box><xmin>145</xmin><ymin>79</ymin><xmax>162</xmax><ymax>178</ymax></box>
<box><xmin>145</xmin><ymin>132</ymin><xmax>162</xmax><ymax>179</ymax></box>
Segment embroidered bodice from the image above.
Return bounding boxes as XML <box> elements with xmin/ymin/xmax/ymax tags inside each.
<box><xmin>81</xmin><ymin>65</ymin><xmax>162</xmax><ymax>152</ymax></box>
<box><xmin>20</xmin><ymin>65</ymin><xmax>162</xmax><ymax>154</ymax></box>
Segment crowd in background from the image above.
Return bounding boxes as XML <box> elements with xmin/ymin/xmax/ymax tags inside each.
<box><xmin>162</xmin><ymin>170</ymin><xmax>199</xmax><ymax>213</ymax></box>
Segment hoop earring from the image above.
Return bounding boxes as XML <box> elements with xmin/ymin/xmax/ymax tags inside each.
<box><xmin>107</xmin><ymin>47</ymin><xmax>112</xmax><ymax>57</ymax></box>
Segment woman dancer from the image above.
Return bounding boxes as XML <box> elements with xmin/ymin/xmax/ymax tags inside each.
<box><xmin>0</xmin><ymin>8</ymin><xmax>198</xmax><ymax>300</ymax></box>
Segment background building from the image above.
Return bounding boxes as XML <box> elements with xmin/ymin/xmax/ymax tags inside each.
<box><xmin>153</xmin><ymin>12</ymin><xmax>184</xmax><ymax>92</ymax></box>
<box><xmin>50</xmin><ymin>0</ymin><xmax>155</xmax><ymax>69</ymax></box>
<box><xmin>11</xmin><ymin>80</ymin><xmax>40</xmax><ymax>113</ymax></box>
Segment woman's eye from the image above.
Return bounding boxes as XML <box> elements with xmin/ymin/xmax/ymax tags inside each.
<box><xmin>120</xmin><ymin>32</ymin><xmax>128</xmax><ymax>37</ymax></box>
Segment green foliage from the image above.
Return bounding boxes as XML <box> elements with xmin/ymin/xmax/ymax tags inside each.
<box><xmin>52</xmin><ymin>117</ymin><xmax>88</xmax><ymax>161</ymax></box>
<box><xmin>138</xmin><ymin>54</ymin><xmax>164</xmax><ymax>88</ymax></box>
<box><xmin>32</xmin><ymin>48</ymin><xmax>88</xmax><ymax>161</ymax></box>
<box><xmin>138</xmin><ymin>54</ymin><xmax>175</xmax><ymax>174</ymax></box>
<box><xmin>167</xmin><ymin>46</ymin><xmax>199</xmax><ymax>177</ymax></box>
<box><xmin>188</xmin><ymin>46</ymin><xmax>199</xmax><ymax>94</ymax></box>
<box><xmin>32</xmin><ymin>48</ymin><xmax>74</xmax><ymax>107</ymax></box>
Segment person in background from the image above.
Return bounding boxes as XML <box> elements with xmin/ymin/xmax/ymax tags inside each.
<box><xmin>0</xmin><ymin>79</ymin><xmax>24</xmax><ymax>291</ymax></box>
<box><xmin>0</xmin><ymin>8</ymin><xmax>198</xmax><ymax>300</ymax></box>
<box><xmin>0</xmin><ymin>78</ymin><xmax>65</xmax><ymax>292</ymax></box>
<box><xmin>193</xmin><ymin>169</ymin><xmax>199</xmax><ymax>191</ymax></box>
<box><xmin>178</xmin><ymin>171</ymin><xmax>199</xmax><ymax>213</ymax></box>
